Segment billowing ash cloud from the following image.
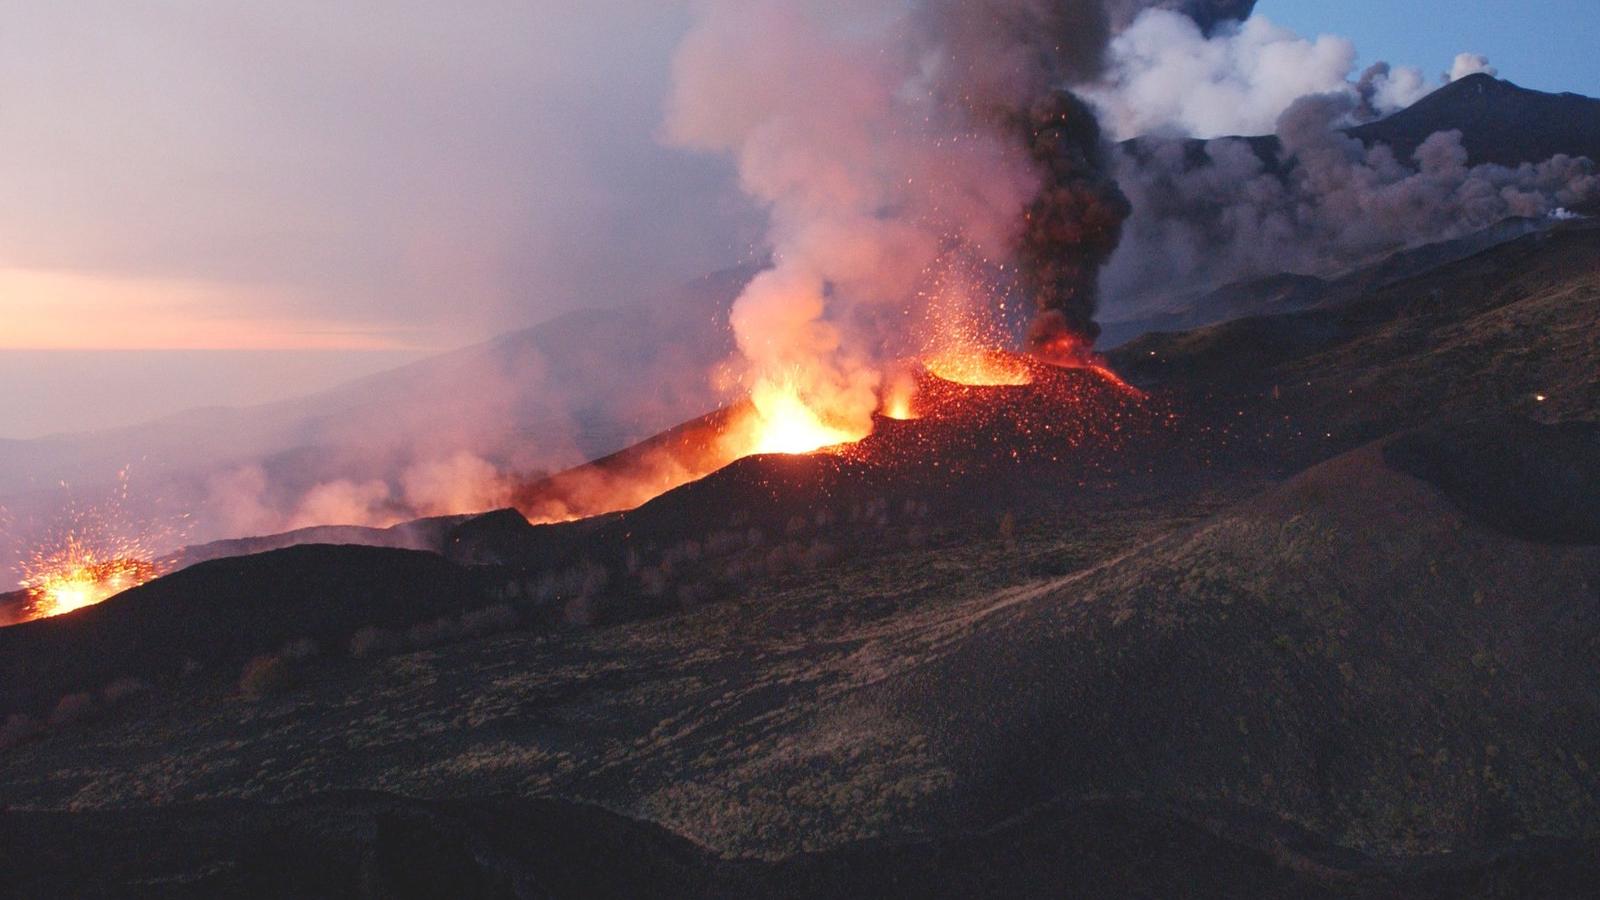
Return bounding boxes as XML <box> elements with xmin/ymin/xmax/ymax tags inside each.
<box><xmin>1080</xmin><ymin>10</ymin><xmax>1598</xmax><ymax>321</ymax></box>
<box><xmin>667</xmin><ymin>0</ymin><xmax>1255</xmax><ymax>420</ymax></box>
<box><xmin>914</xmin><ymin>1</ymin><xmax>1161</xmax><ymax>348</ymax></box>
<box><xmin>1355</xmin><ymin>62</ymin><xmax>1432</xmax><ymax>123</ymax></box>
<box><xmin>1103</xmin><ymin>92</ymin><xmax>1599</xmax><ymax>311</ymax></box>
<box><xmin>1016</xmin><ymin>92</ymin><xmax>1131</xmax><ymax>347</ymax></box>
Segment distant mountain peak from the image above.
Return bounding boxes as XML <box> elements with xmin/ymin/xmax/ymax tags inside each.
<box><xmin>1351</xmin><ymin>75</ymin><xmax>1600</xmax><ymax>168</ymax></box>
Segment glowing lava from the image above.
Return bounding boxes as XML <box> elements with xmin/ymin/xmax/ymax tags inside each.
<box><xmin>8</xmin><ymin>469</ymin><xmax>176</xmax><ymax>624</ymax></box>
<box><xmin>924</xmin><ymin>347</ymin><xmax>1034</xmax><ymax>387</ymax></box>
<box><xmin>511</xmin><ymin>347</ymin><xmax>1152</xmax><ymax>526</ymax></box>
<box><xmin>740</xmin><ymin>378</ymin><xmax>870</xmax><ymax>456</ymax></box>
<box><xmin>22</xmin><ymin>539</ymin><xmax>160</xmax><ymax>621</ymax></box>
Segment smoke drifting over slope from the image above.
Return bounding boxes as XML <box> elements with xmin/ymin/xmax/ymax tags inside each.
<box><xmin>1103</xmin><ymin>89</ymin><xmax>1599</xmax><ymax>313</ymax></box>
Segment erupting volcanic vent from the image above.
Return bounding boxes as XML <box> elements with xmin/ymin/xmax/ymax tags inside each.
<box><xmin>507</xmin><ymin>0</ymin><xmax>1295</xmax><ymax>534</ymax></box>
<box><xmin>7</xmin><ymin>472</ymin><xmax>172</xmax><ymax>625</ymax></box>
<box><xmin>511</xmin><ymin>0</ymin><xmax>1268</xmax><ymax>528</ymax></box>
<box><xmin>512</xmin><ymin>350</ymin><xmax>1162</xmax><ymax>524</ymax></box>
<box><xmin>658</xmin><ymin>1</ymin><xmax>1162</xmax><ymax>492</ymax></box>
<box><xmin>23</xmin><ymin>552</ymin><xmax>159</xmax><ymax>621</ymax></box>
<box><xmin>846</xmin><ymin>353</ymin><xmax>1157</xmax><ymax>474</ymax></box>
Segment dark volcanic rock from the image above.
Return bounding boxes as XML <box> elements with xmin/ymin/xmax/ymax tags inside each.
<box><xmin>1112</xmin><ymin>220</ymin><xmax>1600</xmax><ymax>448</ymax></box>
<box><xmin>441</xmin><ymin>508</ymin><xmax>548</xmax><ymax>566</ymax></box>
<box><xmin>0</xmin><ymin>545</ymin><xmax>486</xmax><ymax>717</ymax></box>
<box><xmin>848</xmin><ymin>436</ymin><xmax>1600</xmax><ymax>854</ymax></box>
<box><xmin>4</xmin><ymin>792</ymin><xmax>1596</xmax><ymax>899</ymax></box>
<box><xmin>2</xmin><ymin>175</ymin><xmax>1598</xmax><ymax>896</ymax></box>
<box><xmin>1350</xmin><ymin>74</ymin><xmax>1600</xmax><ymax>170</ymax></box>
<box><xmin>174</xmin><ymin>515</ymin><xmax>471</xmax><ymax>570</ymax></box>
<box><xmin>1385</xmin><ymin>421</ymin><xmax>1600</xmax><ymax>545</ymax></box>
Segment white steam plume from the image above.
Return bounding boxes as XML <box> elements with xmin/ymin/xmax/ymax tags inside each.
<box><xmin>1084</xmin><ymin>10</ymin><xmax>1442</xmax><ymax>140</ymax></box>
<box><xmin>1448</xmin><ymin>53</ymin><xmax>1497</xmax><ymax>82</ymax></box>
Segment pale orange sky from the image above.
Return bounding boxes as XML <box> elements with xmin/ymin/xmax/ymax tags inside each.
<box><xmin>0</xmin><ymin>267</ymin><xmax>426</xmax><ymax>352</ymax></box>
<box><xmin>0</xmin><ymin>2</ymin><xmax>747</xmax><ymax>363</ymax></box>
<box><xmin>0</xmin><ymin>2</ymin><xmax>756</xmax><ymax>437</ymax></box>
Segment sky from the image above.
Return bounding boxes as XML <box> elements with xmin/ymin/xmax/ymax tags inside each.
<box><xmin>1263</xmin><ymin>0</ymin><xmax>1600</xmax><ymax>97</ymax></box>
<box><xmin>1</xmin><ymin>0</ymin><xmax>1595</xmax><ymax>438</ymax></box>
<box><xmin>0</xmin><ymin>0</ymin><xmax>760</xmax><ymax>438</ymax></box>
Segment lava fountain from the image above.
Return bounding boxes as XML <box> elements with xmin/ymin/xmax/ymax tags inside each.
<box><xmin>9</xmin><ymin>471</ymin><xmax>173</xmax><ymax>624</ymax></box>
<box><xmin>923</xmin><ymin>347</ymin><xmax>1035</xmax><ymax>388</ymax></box>
<box><xmin>22</xmin><ymin>544</ymin><xmax>159</xmax><ymax>620</ymax></box>
<box><xmin>741</xmin><ymin>377</ymin><xmax>872</xmax><ymax>456</ymax></box>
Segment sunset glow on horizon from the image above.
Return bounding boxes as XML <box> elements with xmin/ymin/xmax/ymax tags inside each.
<box><xmin>0</xmin><ymin>267</ymin><xmax>429</xmax><ymax>352</ymax></box>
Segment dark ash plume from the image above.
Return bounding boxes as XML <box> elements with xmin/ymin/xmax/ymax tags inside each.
<box><xmin>1018</xmin><ymin>91</ymin><xmax>1131</xmax><ymax>348</ymax></box>
<box><xmin>921</xmin><ymin>0</ymin><xmax>1254</xmax><ymax>350</ymax></box>
<box><xmin>1103</xmin><ymin>91</ymin><xmax>1600</xmax><ymax>314</ymax></box>
<box><xmin>1107</xmin><ymin>0</ymin><xmax>1258</xmax><ymax>34</ymax></box>
<box><xmin>919</xmin><ymin>1</ymin><xmax>1114</xmax><ymax>106</ymax></box>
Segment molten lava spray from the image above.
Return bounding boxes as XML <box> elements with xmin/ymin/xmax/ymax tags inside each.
<box><xmin>23</xmin><ymin>549</ymin><xmax>157</xmax><ymax>620</ymax></box>
<box><xmin>9</xmin><ymin>471</ymin><xmax>173</xmax><ymax>624</ymax></box>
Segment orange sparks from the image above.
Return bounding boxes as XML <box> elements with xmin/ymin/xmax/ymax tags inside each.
<box><xmin>879</xmin><ymin>370</ymin><xmax>921</xmax><ymax>421</ymax></box>
<box><xmin>924</xmin><ymin>347</ymin><xmax>1034</xmax><ymax>387</ymax></box>
<box><xmin>916</xmin><ymin>286</ymin><xmax>1035</xmax><ymax>387</ymax></box>
<box><xmin>23</xmin><ymin>548</ymin><xmax>159</xmax><ymax>620</ymax></box>
<box><xmin>9</xmin><ymin>468</ymin><xmax>176</xmax><ymax>624</ymax></box>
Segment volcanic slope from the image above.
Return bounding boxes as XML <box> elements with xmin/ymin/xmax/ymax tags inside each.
<box><xmin>1</xmin><ymin>224</ymin><xmax>1598</xmax><ymax>895</ymax></box>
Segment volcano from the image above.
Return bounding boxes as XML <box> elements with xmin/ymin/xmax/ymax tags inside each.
<box><xmin>511</xmin><ymin>353</ymin><xmax>1165</xmax><ymax>528</ymax></box>
<box><xmin>1</xmin><ymin>196</ymin><xmax>1597</xmax><ymax>900</ymax></box>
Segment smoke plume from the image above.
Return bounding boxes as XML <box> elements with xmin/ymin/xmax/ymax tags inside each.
<box><xmin>1448</xmin><ymin>53</ymin><xmax>1497</xmax><ymax>82</ymax></box>
<box><xmin>1072</xmin><ymin>9</ymin><xmax>1598</xmax><ymax>320</ymax></box>
<box><xmin>1086</xmin><ymin>9</ymin><xmax>1433</xmax><ymax>140</ymax></box>
<box><xmin>666</xmin><ymin>1</ymin><xmax>1255</xmax><ymax>430</ymax></box>
<box><xmin>1107</xmin><ymin>0</ymin><xmax>1258</xmax><ymax>35</ymax></box>
<box><xmin>1103</xmin><ymin>92</ymin><xmax>1599</xmax><ymax>311</ymax></box>
<box><xmin>1016</xmin><ymin>91</ymin><xmax>1131</xmax><ymax>349</ymax></box>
